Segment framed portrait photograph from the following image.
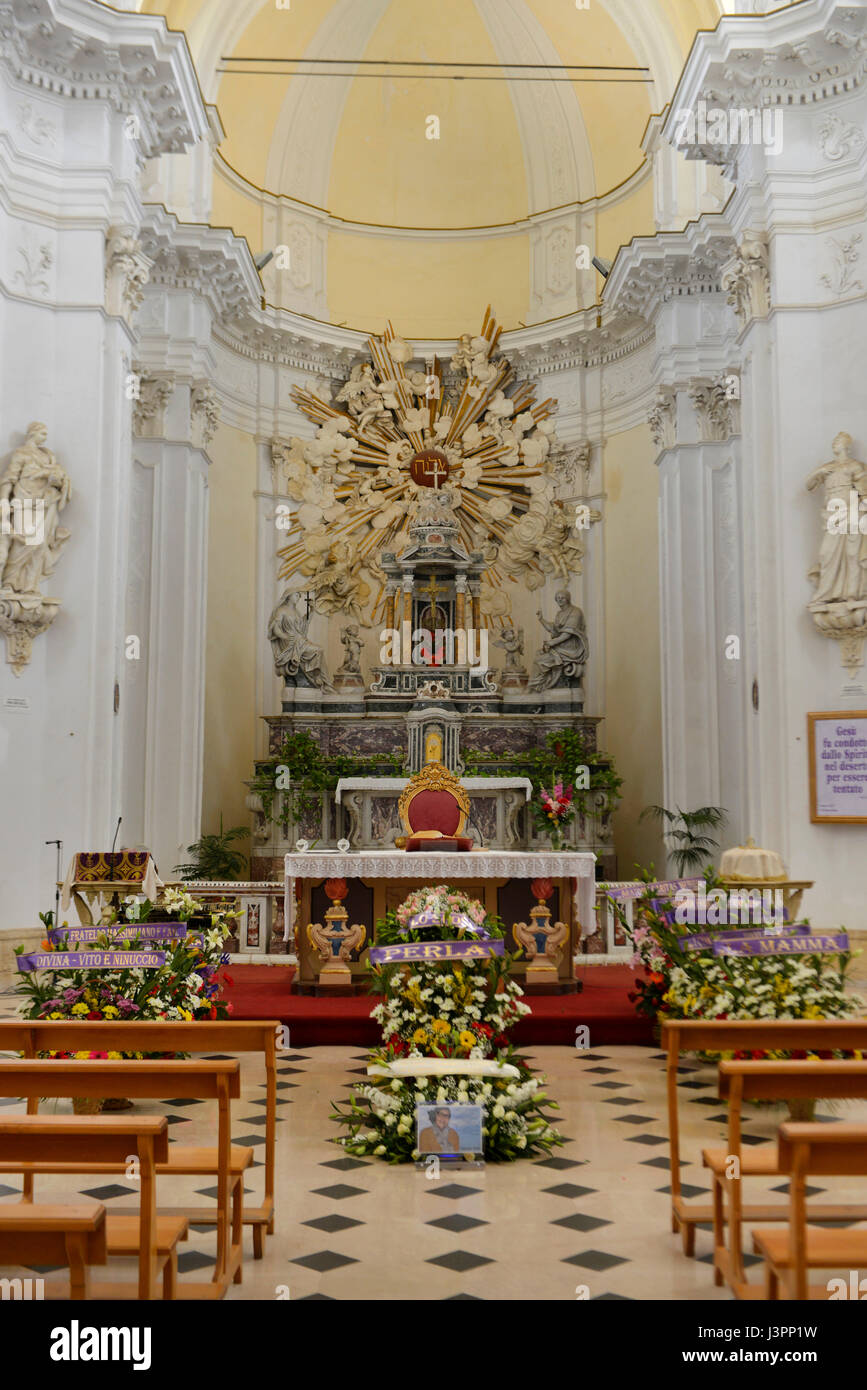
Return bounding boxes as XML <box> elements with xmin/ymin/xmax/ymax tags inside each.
<box><xmin>415</xmin><ymin>1103</ymin><xmax>484</xmax><ymax>1158</ymax></box>
<box><xmin>808</xmin><ymin>711</ymin><xmax>867</xmax><ymax>823</ymax></box>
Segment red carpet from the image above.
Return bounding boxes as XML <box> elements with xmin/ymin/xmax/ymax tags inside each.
<box><xmin>220</xmin><ymin>963</ymin><xmax>654</xmax><ymax>1048</ymax></box>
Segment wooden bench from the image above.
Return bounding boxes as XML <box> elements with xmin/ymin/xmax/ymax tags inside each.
<box><xmin>0</xmin><ymin>1114</ymin><xmax>184</xmax><ymax>1299</ymax></box>
<box><xmin>752</xmin><ymin>1122</ymin><xmax>867</xmax><ymax>1300</ymax></box>
<box><xmin>709</xmin><ymin>1059</ymin><xmax>867</xmax><ymax>1298</ymax></box>
<box><xmin>0</xmin><ymin>1018</ymin><xmax>280</xmax><ymax>1258</ymax></box>
<box><xmin>0</xmin><ymin>1058</ymin><xmax>246</xmax><ymax>1299</ymax></box>
<box><xmin>0</xmin><ymin>1199</ymin><xmax>106</xmax><ymax>1299</ymax></box>
<box><xmin>661</xmin><ymin>1019</ymin><xmax>867</xmax><ymax>1254</ymax></box>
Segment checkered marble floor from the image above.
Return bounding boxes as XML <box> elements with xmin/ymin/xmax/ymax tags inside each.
<box><xmin>1</xmin><ymin>976</ymin><xmax>866</xmax><ymax>1300</ymax></box>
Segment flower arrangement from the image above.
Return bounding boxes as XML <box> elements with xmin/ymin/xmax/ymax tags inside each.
<box><xmin>613</xmin><ymin>873</ymin><xmax>863</xmax><ymax>1036</ymax></box>
<box><xmin>532</xmin><ymin>781</ymin><xmax>575</xmax><ymax>850</ymax></box>
<box><xmin>14</xmin><ymin>893</ymin><xmax>238</xmax><ymax>1032</ymax></box>
<box><xmin>331</xmin><ymin>888</ymin><xmax>563</xmax><ymax>1162</ymax></box>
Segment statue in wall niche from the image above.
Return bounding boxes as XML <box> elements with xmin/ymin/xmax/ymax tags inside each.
<box><xmin>806</xmin><ymin>433</ymin><xmax>867</xmax><ymax>678</ymax></box>
<box><xmin>0</xmin><ymin>422</ymin><xmax>70</xmax><ymax>674</ymax></box>
<box><xmin>267</xmin><ymin>588</ymin><xmax>333</xmax><ymax>690</ymax></box>
<box><xmin>0</xmin><ymin>422</ymin><xmax>71</xmax><ymax>593</ymax></box>
<box><xmin>528</xmin><ymin>590</ymin><xmax>588</xmax><ymax>692</ymax></box>
<box><xmin>806</xmin><ymin>433</ymin><xmax>867</xmax><ymax>604</ymax></box>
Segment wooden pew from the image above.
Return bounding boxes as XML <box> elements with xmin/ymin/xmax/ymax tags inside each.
<box><xmin>0</xmin><ymin>1059</ymin><xmax>245</xmax><ymax>1299</ymax></box>
<box><xmin>0</xmin><ymin>1018</ymin><xmax>280</xmax><ymax>1258</ymax></box>
<box><xmin>752</xmin><ymin>1122</ymin><xmax>867</xmax><ymax>1300</ymax></box>
<box><xmin>0</xmin><ymin>1199</ymin><xmax>106</xmax><ymax>1299</ymax></box>
<box><xmin>710</xmin><ymin>1059</ymin><xmax>867</xmax><ymax>1298</ymax></box>
<box><xmin>661</xmin><ymin>1019</ymin><xmax>867</xmax><ymax>1253</ymax></box>
<box><xmin>0</xmin><ymin>1114</ymin><xmax>183</xmax><ymax>1299</ymax></box>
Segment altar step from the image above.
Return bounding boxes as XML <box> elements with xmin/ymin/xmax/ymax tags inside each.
<box><xmin>220</xmin><ymin>963</ymin><xmax>655</xmax><ymax>1047</ymax></box>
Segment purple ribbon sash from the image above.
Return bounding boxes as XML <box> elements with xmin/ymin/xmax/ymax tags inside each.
<box><xmin>17</xmin><ymin>950</ymin><xmax>166</xmax><ymax>971</ymax></box>
<box><xmin>370</xmin><ymin>939</ymin><xmax>504</xmax><ymax>965</ymax></box>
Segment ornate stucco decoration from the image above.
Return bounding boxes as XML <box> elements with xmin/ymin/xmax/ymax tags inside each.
<box><xmin>105</xmin><ymin>227</ymin><xmax>151</xmax><ymax>325</ymax></box>
<box><xmin>648</xmin><ymin>386</ymin><xmax>678</xmax><ymax>451</ymax></box>
<box><xmin>0</xmin><ymin>0</ymin><xmax>210</xmax><ymax>160</ymax></box>
<box><xmin>274</xmin><ymin>310</ymin><xmax>595</xmax><ymax>623</ymax></box>
<box><xmin>688</xmin><ymin>375</ymin><xmax>740</xmax><ymax>442</ymax></box>
<box><xmin>132</xmin><ymin>372</ymin><xmax>174</xmax><ymax>438</ymax></box>
<box><xmin>820</xmin><ymin>112</ymin><xmax>866</xmax><ymax>162</ymax></box>
<box><xmin>806</xmin><ymin>432</ymin><xmax>867</xmax><ymax>678</ymax></box>
<box><xmin>190</xmin><ymin>381</ymin><xmax>220</xmax><ymax>449</ymax></box>
<box><xmin>0</xmin><ymin>423</ymin><xmax>70</xmax><ymax>674</ymax></box>
<box><xmin>722</xmin><ymin>233</ymin><xmax>771</xmax><ymax>329</ymax></box>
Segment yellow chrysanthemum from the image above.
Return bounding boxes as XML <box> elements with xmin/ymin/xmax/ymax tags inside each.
<box><xmin>431</xmin><ymin>1019</ymin><xmax>450</xmax><ymax>1034</ymax></box>
<box><xmin>70</xmin><ymin>1002</ymin><xmax>88</xmax><ymax>1015</ymax></box>
<box><xmin>413</xmin><ymin>1027</ymin><xmax>428</xmax><ymax>1045</ymax></box>
<box><xmin>459</xmin><ymin>1031</ymin><xmax>476</xmax><ymax>1050</ymax></box>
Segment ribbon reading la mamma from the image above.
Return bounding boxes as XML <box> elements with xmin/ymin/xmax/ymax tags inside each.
<box><xmin>370</xmin><ymin>939</ymin><xmax>505</xmax><ymax>965</ymax></box>
<box><xmin>711</xmin><ymin>932</ymin><xmax>849</xmax><ymax>958</ymax></box>
<box><xmin>17</xmin><ymin>950</ymin><xmax>166</xmax><ymax>971</ymax></box>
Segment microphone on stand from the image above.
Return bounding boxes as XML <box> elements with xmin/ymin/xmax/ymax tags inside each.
<box><xmin>111</xmin><ymin>817</ymin><xmax>122</xmax><ymax>854</ymax></box>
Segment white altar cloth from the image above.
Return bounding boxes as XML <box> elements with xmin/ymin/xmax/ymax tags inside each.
<box><xmin>334</xmin><ymin>776</ymin><xmax>533</xmax><ymax>802</ymax></box>
<box><xmin>283</xmin><ymin>849</ymin><xmax>597</xmax><ymax>941</ymax></box>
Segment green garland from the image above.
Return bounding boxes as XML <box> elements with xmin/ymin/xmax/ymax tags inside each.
<box><xmin>250</xmin><ymin>731</ymin><xmax>405</xmax><ymax>830</ymax></box>
<box><xmin>463</xmin><ymin>727</ymin><xmax>622</xmax><ymax>815</ymax></box>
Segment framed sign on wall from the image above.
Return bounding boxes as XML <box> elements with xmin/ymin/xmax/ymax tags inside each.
<box><xmin>807</xmin><ymin>711</ymin><xmax>867</xmax><ymax>823</ymax></box>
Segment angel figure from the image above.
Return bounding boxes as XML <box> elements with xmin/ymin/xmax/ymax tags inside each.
<box><xmin>306</xmin><ymin>537</ymin><xmax>371</xmax><ymax>621</ymax></box>
<box><xmin>492</xmin><ymin>625</ymin><xmax>525</xmax><ymax>673</ymax></box>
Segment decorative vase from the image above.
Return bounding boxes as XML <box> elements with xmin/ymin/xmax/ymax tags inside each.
<box><xmin>786</xmin><ymin>1097</ymin><xmax>817</xmax><ymax>1122</ymax></box>
<box><xmin>72</xmin><ymin>1096</ymin><xmax>101</xmax><ymax>1115</ymax></box>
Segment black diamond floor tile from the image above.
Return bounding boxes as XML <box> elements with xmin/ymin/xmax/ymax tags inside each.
<box><xmin>26</xmin><ymin>1263</ymin><xmax>65</xmax><ymax>1274</ymax></box>
<box><xmin>443</xmin><ymin>1292</ymin><xmax>485</xmax><ymax>1300</ymax></box>
<box><xmin>679</xmin><ymin>1080</ymin><xmax>712</xmax><ymax>1090</ymax></box>
<box><xmin>612</xmin><ymin>1114</ymin><xmax>655</xmax><ymax>1125</ymax></box>
<box><xmin>80</xmin><ymin>1184</ymin><xmax>138</xmax><ymax>1201</ymax></box>
<box><xmin>239</xmin><ymin>1113</ymin><xmax>287</xmax><ymax>1126</ymax></box>
<box><xmin>0</xmin><ymin>1183</ymin><xmax>21</xmax><ymax>1198</ymax></box>
<box><xmin>601</xmin><ymin>1098</ymin><xmax>642</xmax><ymax>1107</ymax></box>
<box><xmin>195</xmin><ymin>1185</ymin><xmax>254</xmax><ymax>1200</ymax></box>
<box><xmin>690</xmin><ymin>1097</ymin><xmax>723</xmax><ymax>1107</ymax></box>
<box><xmin>427</xmin><ymin>1250</ymin><xmax>494</xmax><ymax>1273</ymax></box>
<box><xmin>563</xmin><ymin>1250</ymin><xmax>629</xmax><ymax>1271</ymax></box>
<box><xmin>278</xmin><ymin>1053</ymin><xmax>310</xmax><ymax>1062</ymax></box>
<box><xmin>625</xmin><ymin>1134</ymin><xmax>668</xmax><ymax>1147</ymax></box>
<box><xmin>177</xmin><ymin>1250</ymin><xmax>215</xmax><ymax>1275</ymax></box>
<box><xmin>303</xmin><ymin>1214</ymin><xmax>365</xmax><ymax>1234</ymax></box>
<box><xmin>427</xmin><ymin>1213</ymin><xmax>488</xmax><ymax>1233</ymax></box>
<box><xmin>584</xmin><ymin>1067</ymin><xmax>618</xmax><ymax>1075</ymax></box>
<box><xmin>592</xmin><ymin>1292</ymin><xmax>634</xmax><ymax>1300</ymax></box>
<box><xmin>551</xmin><ymin>1212</ymin><xmax>612</xmax><ymax>1233</ymax></box>
<box><xmin>162</xmin><ymin>1098</ymin><xmax>204</xmax><ymax>1107</ymax></box>
<box><xmin>542</xmin><ymin>1183</ymin><xmax>598</xmax><ymax>1199</ymax></box>
<box><xmin>247</xmin><ymin>1097</ymin><xmax>292</xmax><ymax>1108</ymax></box>
<box><xmin>656</xmin><ymin>1184</ymin><xmax>709</xmax><ymax>1199</ymax></box>
<box><xmin>310</xmin><ymin>1184</ymin><xmax>368</xmax><ymax>1200</ymax></box>
<box><xmin>771</xmin><ymin>1182</ymin><xmax>825</xmax><ymax>1197</ymax></box>
<box><xmin>640</xmin><ymin>1157</ymin><xmax>686</xmax><ymax>1170</ymax></box>
<box><xmin>233</xmin><ymin>1134</ymin><xmax>268</xmax><ymax>1147</ymax></box>
<box><xmin>592</xmin><ymin>1081</ymin><xmax>630</xmax><ymax>1090</ymax></box>
<box><xmin>697</xmin><ymin>1250</ymin><xmax>762</xmax><ymax>1270</ymax></box>
<box><xmin>320</xmin><ymin>1157</ymin><xmax>373</xmax><ymax>1171</ymax></box>
<box><xmin>533</xmin><ymin>1156</ymin><xmax>584</xmax><ymax>1170</ymax></box>
<box><xmin>574</xmin><ymin>1053</ymin><xmax>612</xmax><ymax>1061</ymax></box>
<box><xmin>296</xmin><ymin>1292</ymin><xmax>336</xmax><ymax>1300</ymax></box>
<box><xmin>291</xmin><ymin>1250</ymin><xmax>359</xmax><ymax>1272</ymax></box>
<box><xmin>426</xmin><ymin>1184</ymin><xmax>483</xmax><ymax>1200</ymax></box>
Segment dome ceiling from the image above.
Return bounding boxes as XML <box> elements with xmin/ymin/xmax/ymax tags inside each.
<box><xmin>142</xmin><ymin>0</ymin><xmax>724</xmax><ymax>230</ymax></box>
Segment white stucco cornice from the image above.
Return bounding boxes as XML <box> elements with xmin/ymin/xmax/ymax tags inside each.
<box><xmin>603</xmin><ymin>214</ymin><xmax>737</xmax><ymax>323</ymax></box>
<box><xmin>139</xmin><ymin>203</ymin><xmax>262</xmax><ymax>324</ymax></box>
<box><xmin>664</xmin><ymin>0</ymin><xmax>867</xmax><ymax>162</ymax></box>
<box><xmin>0</xmin><ymin>0</ymin><xmax>210</xmax><ymax>158</ymax></box>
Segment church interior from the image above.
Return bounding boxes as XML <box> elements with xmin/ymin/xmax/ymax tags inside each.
<box><xmin>0</xmin><ymin>0</ymin><xmax>866</xmax><ymax>1331</ymax></box>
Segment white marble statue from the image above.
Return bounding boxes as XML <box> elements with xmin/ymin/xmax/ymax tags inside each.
<box><xmin>0</xmin><ymin>422</ymin><xmax>71</xmax><ymax>593</ymax></box>
<box><xmin>529</xmin><ymin>591</ymin><xmax>588</xmax><ymax>692</ymax></box>
<box><xmin>267</xmin><ymin>588</ymin><xmax>333</xmax><ymax>690</ymax></box>
<box><xmin>806</xmin><ymin>432</ymin><xmax>867</xmax><ymax>604</ymax></box>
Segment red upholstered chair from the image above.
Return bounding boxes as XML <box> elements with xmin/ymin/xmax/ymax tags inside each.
<box><xmin>396</xmin><ymin>762</ymin><xmax>474</xmax><ymax>852</ymax></box>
